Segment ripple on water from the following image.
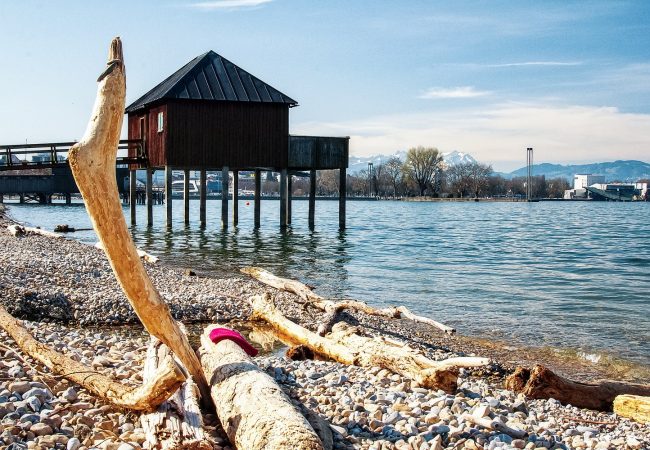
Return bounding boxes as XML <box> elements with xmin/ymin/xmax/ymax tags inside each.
<box><xmin>6</xmin><ymin>199</ymin><xmax>650</xmax><ymax>367</ymax></box>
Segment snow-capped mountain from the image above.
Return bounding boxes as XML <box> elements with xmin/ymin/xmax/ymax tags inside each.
<box><xmin>348</xmin><ymin>150</ymin><xmax>477</xmax><ymax>174</ymax></box>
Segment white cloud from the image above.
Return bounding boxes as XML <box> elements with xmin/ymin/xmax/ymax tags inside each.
<box><xmin>419</xmin><ymin>86</ymin><xmax>492</xmax><ymax>99</ymax></box>
<box><xmin>292</xmin><ymin>103</ymin><xmax>650</xmax><ymax>172</ymax></box>
<box><xmin>189</xmin><ymin>0</ymin><xmax>272</xmax><ymax>10</ymax></box>
<box><xmin>485</xmin><ymin>61</ymin><xmax>583</xmax><ymax>68</ymax></box>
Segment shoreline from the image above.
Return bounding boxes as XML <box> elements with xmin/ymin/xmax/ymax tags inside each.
<box><xmin>1</xmin><ymin>203</ymin><xmax>649</xmax><ymax>449</ymax></box>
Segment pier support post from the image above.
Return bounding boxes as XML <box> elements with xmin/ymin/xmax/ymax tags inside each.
<box><xmin>309</xmin><ymin>169</ymin><xmax>316</xmax><ymax>230</ymax></box>
<box><xmin>339</xmin><ymin>168</ymin><xmax>346</xmax><ymax>230</ymax></box>
<box><xmin>287</xmin><ymin>174</ymin><xmax>292</xmax><ymax>225</ymax></box>
<box><xmin>254</xmin><ymin>169</ymin><xmax>261</xmax><ymax>229</ymax></box>
<box><xmin>232</xmin><ymin>170</ymin><xmax>239</xmax><ymax>227</ymax></box>
<box><xmin>146</xmin><ymin>168</ymin><xmax>153</xmax><ymax>227</ymax></box>
<box><xmin>19</xmin><ymin>193</ymin><xmax>25</xmax><ymax>204</ymax></box>
<box><xmin>199</xmin><ymin>169</ymin><xmax>206</xmax><ymax>228</ymax></box>
<box><xmin>129</xmin><ymin>169</ymin><xmax>136</xmax><ymax>225</ymax></box>
<box><xmin>0</xmin><ymin>194</ymin><xmax>3</xmax><ymax>203</ymax></box>
<box><xmin>221</xmin><ymin>167</ymin><xmax>229</xmax><ymax>229</ymax></box>
<box><xmin>183</xmin><ymin>169</ymin><xmax>190</xmax><ymax>225</ymax></box>
<box><xmin>65</xmin><ymin>193</ymin><xmax>72</xmax><ymax>206</ymax></box>
<box><xmin>165</xmin><ymin>166</ymin><xmax>173</xmax><ymax>228</ymax></box>
<box><xmin>280</xmin><ymin>169</ymin><xmax>288</xmax><ymax>229</ymax></box>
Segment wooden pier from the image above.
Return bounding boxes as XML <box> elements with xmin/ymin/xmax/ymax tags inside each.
<box><xmin>2</xmin><ymin>50</ymin><xmax>349</xmax><ymax>230</ymax></box>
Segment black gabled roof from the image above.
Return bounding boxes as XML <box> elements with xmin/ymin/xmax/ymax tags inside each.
<box><xmin>125</xmin><ymin>50</ymin><xmax>298</xmax><ymax>113</ymax></box>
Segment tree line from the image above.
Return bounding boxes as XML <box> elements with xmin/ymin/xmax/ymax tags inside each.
<box><xmin>313</xmin><ymin>146</ymin><xmax>571</xmax><ymax>199</ymax></box>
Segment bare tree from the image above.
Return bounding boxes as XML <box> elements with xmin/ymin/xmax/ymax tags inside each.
<box><xmin>446</xmin><ymin>162</ymin><xmax>492</xmax><ymax>197</ymax></box>
<box><xmin>403</xmin><ymin>146</ymin><xmax>443</xmax><ymax>196</ymax></box>
<box><xmin>384</xmin><ymin>156</ymin><xmax>403</xmax><ymax>197</ymax></box>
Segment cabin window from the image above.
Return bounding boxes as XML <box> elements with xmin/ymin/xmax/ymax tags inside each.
<box><xmin>157</xmin><ymin>112</ymin><xmax>164</xmax><ymax>132</ymax></box>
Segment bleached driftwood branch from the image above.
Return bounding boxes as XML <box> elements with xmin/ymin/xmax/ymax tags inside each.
<box><xmin>141</xmin><ymin>337</ymin><xmax>213</xmax><ymax>450</ymax></box>
<box><xmin>0</xmin><ymin>304</ymin><xmax>184</xmax><ymax>411</ymax></box>
<box><xmin>250</xmin><ymin>294</ymin><xmax>487</xmax><ymax>393</ymax></box>
<box><xmin>67</xmin><ymin>37</ymin><xmax>209</xmax><ymax>400</ymax></box>
<box><xmin>241</xmin><ymin>266</ymin><xmax>456</xmax><ymax>335</ymax></box>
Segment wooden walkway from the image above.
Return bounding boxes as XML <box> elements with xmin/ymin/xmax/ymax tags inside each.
<box><xmin>0</xmin><ymin>139</ymin><xmax>146</xmax><ymax>172</ymax></box>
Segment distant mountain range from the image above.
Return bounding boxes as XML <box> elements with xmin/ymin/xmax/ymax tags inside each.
<box><xmin>501</xmin><ymin>160</ymin><xmax>650</xmax><ymax>182</ymax></box>
<box><xmin>348</xmin><ymin>150</ymin><xmax>476</xmax><ymax>174</ymax></box>
<box><xmin>349</xmin><ymin>151</ymin><xmax>650</xmax><ymax>182</ymax></box>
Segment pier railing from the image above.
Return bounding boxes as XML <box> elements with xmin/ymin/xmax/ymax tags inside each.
<box><xmin>0</xmin><ymin>139</ymin><xmax>146</xmax><ymax>172</ymax></box>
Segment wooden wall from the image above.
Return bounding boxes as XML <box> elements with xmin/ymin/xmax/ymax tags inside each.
<box><xmin>128</xmin><ymin>104</ymin><xmax>167</xmax><ymax>168</ymax></box>
<box><xmin>166</xmin><ymin>100</ymin><xmax>289</xmax><ymax>169</ymax></box>
<box><xmin>288</xmin><ymin>136</ymin><xmax>349</xmax><ymax>170</ymax></box>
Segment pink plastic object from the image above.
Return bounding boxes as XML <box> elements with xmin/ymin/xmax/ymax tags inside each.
<box><xmin>208</xmin><ymin>327</ymin><xmax>258</xmax><ymax>357</ymax></box>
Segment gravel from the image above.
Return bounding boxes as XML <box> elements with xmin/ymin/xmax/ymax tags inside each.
<box><xmin>0</xmin><ymin>207</ymin><xmax>648</xmax><ymax>449</ymax></box>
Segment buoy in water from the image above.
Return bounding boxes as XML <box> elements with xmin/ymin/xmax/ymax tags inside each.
<box><xmin>245</xmin><ymin>201</ymin><xmax>250</xmax><ymax>206</ymax></box>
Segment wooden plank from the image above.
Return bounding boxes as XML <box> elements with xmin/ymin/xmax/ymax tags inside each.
<box><xmin>184</xmin><ymin>169</ymin><xmax>190</xmax><ymax>225</ymax></box>
<box><xmin>221</xmin><ymin>167</ymin><xmax>229</xmax><ymax>229</ymax></box>
<box><xmin>200</xmin><ymin>168</ymin><xmax>206</xmax><ymax>227</ymax></box>
<box><xmin>254</xmin><ymin>169</ymin><xmax>261</xmax><ymax>228</ymax></box>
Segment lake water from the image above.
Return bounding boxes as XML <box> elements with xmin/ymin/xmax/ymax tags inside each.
<box><xmin>5</xmin><ymin>199</ymin><xmax>650</xmax><ymax>368</ymax></box>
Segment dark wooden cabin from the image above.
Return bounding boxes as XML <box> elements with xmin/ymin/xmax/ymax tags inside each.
<box><xmin>125</xmin><ymin>50</ymin><xmax>297</xmax><ymax>170</ymax></box>
<box><xmin>124</xmin><ymin>50</ymin><xmax>349</xmax><ymax>229</ymax></box>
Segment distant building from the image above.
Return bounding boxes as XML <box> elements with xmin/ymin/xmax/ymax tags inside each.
<box><xmin>574</xmin><ymin>174</ymin><xmax>605</xmax><ymax>190</ymax></box>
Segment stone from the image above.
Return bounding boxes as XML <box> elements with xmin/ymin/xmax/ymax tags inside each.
<box><xmin>9</xmin><ymin>381</ymin><xmax>31</xmax><ymax>395</ymax></box>
<box><xmin>30</xmin><ymin>423</ymin><xmax>53</xmax><ymax>436</ymax></box>
<box><xmin>67</xmin><ymin>437</ymin><xmax>82</xmax><ymax>450</ymax></box>
<box><xmin>62</xmin><ymin>387</ymin><xmax>78</xmax><ymax>403</ymax></box>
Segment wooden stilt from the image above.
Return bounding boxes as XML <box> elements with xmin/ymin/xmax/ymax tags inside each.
<box><xmin>183</xmin><ymin>169</ymin><xmax>190</xmax><ymax>225</ymax></box>
<box><xmin>0</xmin><ymin>194</ymin><xmax>4</xmax><ymax>203</ymax></box>
<box><xmin>287</xmin><ymin>174</ymin><xmax>292</xmax><ymax>225</ymax></box>
<box><xmin>232</xmin><ymin>170</ymin><xmax>239</xmax><ymax>227</ymax></box>
<box><xmin>254</xmin><ymin>169</ymin><xmax>261</xmax><ymax>228</ymax></box>
<box><xmin>129</xmin><ymin>169</ymin><xmax>136</xmax><ymax>225</ymax></box>
<box><xmin>221</xmin><ymin>166</ymin><xmax>229</xmax><ymax>229</ymax></box>
<box><xmin>146</xmin><ymin>168</ymin><xmax>153</xmax><ymax>227</ymax></box>
<box><xmin>19</xmin><ymin>193</ymin><xmax>25</xmax><ymax>204</ymax></box>
<box><xmin>339</xmin><ymin>168</ymin><xmax>346</xmax><ymax>230</ymax></box>
<box><xmin>199</xmin><ymin>169</ymin><xmax>206</xmax><ymax>228</ymax></box>
<box><xmin>280</xmin><ymin>169</ymin><xmax>288</xmax><ymax>229</ymax></box>
<box><xmin>65</xmin><ymin>193</ymin><xmax>72</xmax><ymax>205</ymax></box>
<box><xmin>309</xmin><ymin>169</ymin><xmax>316</xmax><ymax>229</ymax></box>
<box><xmin>165</xmin><ymin>166</ymin><xmax>173</xmax><ymax>228</ymax></box>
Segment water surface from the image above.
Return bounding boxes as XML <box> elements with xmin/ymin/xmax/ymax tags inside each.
<box><xmin>7</xmin><ymin>199</ymin><xmax>650</xmax><ymax>367</ymax></box>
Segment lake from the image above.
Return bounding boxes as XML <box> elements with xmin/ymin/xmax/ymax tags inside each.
<box><xmin>6</xmin><ymin>198</ymin><xmax>650</xmax><ymax>368</ymax></box>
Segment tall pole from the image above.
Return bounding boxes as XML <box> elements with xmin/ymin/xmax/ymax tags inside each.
<box><xmin>221</xmin><ymin>167</ymin><xmax>229</xmax><ymax>229</ymax></box>
<box><xmin>254</xmin><ymin>169</ymin><xmax>261</xmax><ymax>229</ymax></box>
<box><xmin>232</xmin><ymin>170</ymin><xmax>239</xmax><ymax>227</ymax></box>
<box><xmin>183</xmin><ymin>169</ymin><xmax>190</xmax><ymax>225</ymax></box>
<box><xmin>199</xmin><ymin>169</ymin><xmax>206</xmax><ymax>228</ymax></box>
<box><xmin>129</xmin><ymin>169</ymin><xmax>136</xmax><ymax>225</ymax></box>
<box><xmin>526</xmin><ymin>147</ymin><xmax>533</xmax><ymax>201</ymax></box>
<box><xmin>165</xmin><ymin>166</ymin><xmax>173</xmax><ymax>228</ymax></box>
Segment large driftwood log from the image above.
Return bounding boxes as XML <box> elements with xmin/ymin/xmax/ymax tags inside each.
<box><xmin>250</xmin><ymin>294</ymin><xmax>487</xmax><ymax>393</ymax></box>
<box><xmin>141</xmin><ymin>337</ymin><xmax>212</xmax><ymax>450</ymax></box>
<box><xmin>613</xmin><ymin>395</ymin><xmax>650</xmax><ymax>424</ymax></box>
<box><xmin>0</xmin><ymin>304</ymin><xmax>184</xmax><ymax>411</ymax></box>
<box><xmin>67</xmin><ymin>37</ymin><xmax>209</xmax><ymax>400</ymax></box>
<box><xmin>198</xmin><ymin>325</ymin><xmax>324</xmax><ymax>450</ymax></box>
<box><xmin>241</xmin><ymin>266</ymin><xmax>456</xmax><ymax>335</ymax></box>
<box><xmin>505</xmin><ymin>365</ymin><xmax>650</xmax><ymax>411</ymax></box>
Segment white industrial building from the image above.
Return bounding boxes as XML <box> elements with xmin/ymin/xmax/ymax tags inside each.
<box><xmin>573</xmin><ymin>174</ymin><xmax>606</xmax><ymax>190</ymax></box>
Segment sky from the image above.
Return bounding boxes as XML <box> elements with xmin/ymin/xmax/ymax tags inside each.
<box><xmin>1</xmin><ymin>0</ymin><xmax>649</xmax><ymax>171</ymax></box>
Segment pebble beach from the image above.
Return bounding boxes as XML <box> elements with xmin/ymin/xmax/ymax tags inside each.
<box><xmin>0</xmin><ymin>205</ymin><xmax>648</xmax><ymax>450</ymax></box>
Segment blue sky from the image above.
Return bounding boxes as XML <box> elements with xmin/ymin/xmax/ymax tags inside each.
<box><xmin>1</xmin><ymin>0</ymin><xmax>649</xmax><ymax>171</ymax></box>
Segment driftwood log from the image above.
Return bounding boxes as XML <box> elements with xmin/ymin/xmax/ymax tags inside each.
<box><xmin>241</xmin><ymin>266</ymin><xmax>456</xmax><ymax>335</ymax></box>
<box><xmin>505</xmin><ymin>365</ymin><xmax>650</xmax><ymax>411</ymax></box>
<box><xmin>613</xmin><ymin>395</ymin><xmax>650</xmax><ymax>424</ymax></box>
<box><xmin>198</xmin><ymin>325</ymin><xmax>324</xmax><ymax>450</ymax></box>
<box><xmin>250</xmin><ymin>294</ymin><xmax>487</xmax><ymax>393</ymax></box>
<box><xmin>141</xmin><ymin>337</ymin><xmax>212</xmax><ymax>450</ymax></box>
<box><xmin>67</xmin><ymin>37</ymin><xmax>209</xmax><ymax>400</ymax></box>
<box><xmin>0</xmin><ymin>304</ymin><xmax>184</xmax><ymax>411</ymax></box>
